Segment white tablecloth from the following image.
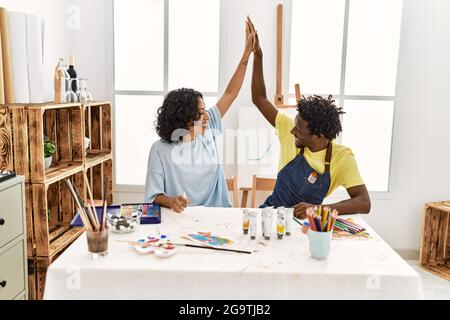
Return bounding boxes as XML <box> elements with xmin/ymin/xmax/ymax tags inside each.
<box><xmin>44</xmin><ymin>207</ymin><xmax>424</xmax><ymax>300</ymax></box>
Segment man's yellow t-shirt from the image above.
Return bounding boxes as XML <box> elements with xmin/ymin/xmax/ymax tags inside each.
<box><xmin>275</xmin><ymin>112</ymin><xmax>364</xmax><ymax>197</ymax></box>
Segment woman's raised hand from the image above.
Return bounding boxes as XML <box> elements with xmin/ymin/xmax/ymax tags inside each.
<box><xmin>246</xmin><ymin>16</ymin><xmax>261</xmax><ymax>55</ymax></box>
<box><xmin>244</xmin><ymin>18</ymin><xmax>254</xmax><ymax>57</ymax></box>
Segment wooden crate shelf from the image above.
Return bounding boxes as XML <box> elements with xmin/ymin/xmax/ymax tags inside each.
<box><xmin>31</xmin><ymin>169</ymin><xmax>87</xmax><ymax>257</ymax></box>
<box><xmin>28</xmin><ymin>104</ymin><xmax>85</xmax><ymax>184</ymax></box>
<box><xmin>85</xmin><ymin>151</ymin><xmax>112</xmax><ymax>169</ymax></box>
<box><xmin>47</xmin><ymin>225</ymin><xmax>85</xmax><ymax>257</ymax></box>
<box><xmin>420</xmin><ymin>201</ymin><xmax>450</xmax><ymax>282</ymax></box>
<box><xmin>86</xmin><ymin>158</ymin><xmax>113</xmax><ymax>205</ymax></box>
<box><xmin>0</xmin><ymin>106</ymin><xmax>13</xmax><ymax>171</ymax></box>
<box><xmin>2</xmin><ymin>101</ymin><xmax>114</xmax><ymax>299</ymax></box>
<box><xmin>84</xmin><ymin>101</ymin><xmax>111</xmax><ymax>155</ymax></box>
<box><xmin>39</xmin><ymin>161</ymin><xmax>84</xmax><ymax>186</ymax></box>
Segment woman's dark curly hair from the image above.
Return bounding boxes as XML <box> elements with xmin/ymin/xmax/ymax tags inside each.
<box><xmin>297</xmin><ymin>95</ymin><xmax>345</xmax><ymax>140</ymax></box>
<box><xmin>155</xmin><ymin>88</ymin><xmax>203</xmax><ymax>143</ymax></box>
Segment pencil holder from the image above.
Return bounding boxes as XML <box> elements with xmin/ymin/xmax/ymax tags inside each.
<box><xmin>307</xmin><ymin>230</ymin><xmax>332</xmax><ymax>260</ymax></box>
<box><xmin>86</xmin><ymin>228</ymin><xmax>109</xmax><ymax>259</ymax></box>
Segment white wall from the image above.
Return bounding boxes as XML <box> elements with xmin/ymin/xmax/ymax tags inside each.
<box><xmin>359</xmin><ymin>0</ymin><xmax>450</xmax><ymax>252</ymax></box>
<box><xmin>0</xmin><ymin>0</ymin><xmax>72</xmax><ymax>101</ymax></box>
<box><xmin>68</xmin><ymin>0</ymin><xmax>111</xmax><ymax>101</ymax></box>
<box><xmin>65</xmin><ymin>0</ymin><xmax>450</xmax><ymax>252</ymax></box>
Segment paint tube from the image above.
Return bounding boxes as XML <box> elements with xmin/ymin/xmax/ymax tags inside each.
<box><xmin>262</xmin><ymin>207</ymin><xmax>273</xmax><ymax>240</ymax></box>
<box><xmin>249</xmin><ymin>211</ymin><xmax>257</xmax><ymax>240</ymax></box>
<box><xmin>277</xmin><ymin>207</ymin><xmax>286</xmax><ymax>239</ymax></box>
<box><xmin>285</xmin><ymin>208</ymin><xmax>294</xmax><ymax>236</ymax></box>
<box><xmin>242</xmin><ymin>209</ymin><xmax>250</xmax><ymax>235</ymax></box>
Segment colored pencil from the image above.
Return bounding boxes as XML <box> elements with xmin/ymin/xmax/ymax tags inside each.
<box><xmin>304</xmin><ymin>206</ymin><xmax>338</xmax><ymax>233</ymax></box>
<box><xmin>335</xmin><ymin>219</ymin><xmax>364</xmax><ymax>233</ymax></box>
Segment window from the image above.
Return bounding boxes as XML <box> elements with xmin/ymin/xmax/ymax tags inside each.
<box><xmin>113</xmin><ymin>0</ymin><xmax>220</xmax><ymax>186</ymax></box>
<box><xmin>289</xmin><ymin>0</ymin><xmax>403</xmax><ymax>192</ymax></box>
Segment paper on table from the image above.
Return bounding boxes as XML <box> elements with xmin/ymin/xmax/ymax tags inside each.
<box><xmin>26</xmin><ymin>14</ymin><xmax>44</xmax><ymax>103</ymax></box>
<box><xmin>8</xmin><ymin>11</ymin><xmax>29</xmax><ymax>103</ymax></box>
<box><xmin>0</xmin><ymin>8</ymin><xmax>14</xmax><ymax>103</ymax></box>
<box><xmin>168</xmin><ymin>206</ymin><xmax>233</xmax><ymax>229</ymax></box>
<box><xmin>182</xmin><ymin>233</ymin><xmax>235</xmax><ymax>247</ymax></box>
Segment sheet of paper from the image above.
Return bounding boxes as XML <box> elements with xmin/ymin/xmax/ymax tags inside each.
<box><xmin>26</xmin><ymin>14</ymin><xmax>45</xmax><ymax>103</ymax></box>
<box><xmin>8</xmin><ymin>11</ymin><xmax>29</xmax><ymax>103</ymax></box>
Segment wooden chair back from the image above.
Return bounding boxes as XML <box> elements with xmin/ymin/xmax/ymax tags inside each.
<box><xmin>226</xmin><ymin>176</ymin><xmax>239</xmax><ymax>208</ymax></box>
<box><xmin>251</xmin><ymin>175</ymin><xmax>276</xmax><ymax>208</ymax></box>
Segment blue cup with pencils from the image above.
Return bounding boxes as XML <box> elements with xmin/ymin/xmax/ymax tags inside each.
<box><xmin>304</xmin><ymin>206</ymin><xmax>338</xmax><ymax>260</ymax></box>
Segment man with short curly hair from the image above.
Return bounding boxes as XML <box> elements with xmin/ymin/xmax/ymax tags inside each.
<box><xmin>144</xmin><ymin>20</ymin><xmax>255</xmax><ymax>212</ymax></box>
<box><xmin>248</xmin><ymin>18</ymin><xmax>371</xmax><ymax>218</ymax></box>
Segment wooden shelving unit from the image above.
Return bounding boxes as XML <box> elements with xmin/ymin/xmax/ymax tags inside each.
<box><xmin>420</xmin><ymin>201</ymin><xmax>450</xmax><ymax>282</ymax></box>
<box><xmin>1</xmin><ymin>101</ymin><xmax>114</xmax><ymax>299</ymax></box>
<box><xmin>0</xmin><ymin>106</ymin><xmax>13</xmax><ymax>172</ymax></box>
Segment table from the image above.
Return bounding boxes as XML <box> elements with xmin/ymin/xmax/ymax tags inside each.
<box><xmin>43</xmin><ymin>207</ymin><xmax>424</xmax><ymax>299</ymax></box>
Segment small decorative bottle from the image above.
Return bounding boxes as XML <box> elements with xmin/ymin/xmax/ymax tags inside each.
<box><xmin>54</xmin><ymin>58</ymin><xmax>65</xmax><ymax>103</ymax></box>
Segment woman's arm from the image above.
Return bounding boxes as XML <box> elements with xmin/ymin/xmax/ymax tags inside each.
<box><xmin>154</xmin><ymin>194</ymin><xmax>191</xmax><ymax>213</ymax></box>
<box><xmin>216</xmin><ymin>20</ymin><xmax>253</xmax><ymax>117</ymax></box>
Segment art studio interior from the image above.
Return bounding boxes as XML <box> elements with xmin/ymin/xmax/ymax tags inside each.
<box><xmin>0</xmin><ymin>0</ymin><xmax>450</xmax><ymax>302</ymax></box>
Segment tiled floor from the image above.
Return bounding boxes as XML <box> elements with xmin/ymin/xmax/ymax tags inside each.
<box><xmin>406</xmin><ymin>260</ymin><xmax>450</xmax><ymax>299</ymax></box>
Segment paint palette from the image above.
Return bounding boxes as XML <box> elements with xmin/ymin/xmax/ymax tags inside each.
<box><xmin>131</xmin><ymin>238</ymin><xmax>178</xmax><ymax>258</ymax></box>
<box><xmin>133</xmin><ymin>245</ymin><xmax>155</xmax><ymax>255</ymax></box>
<box><xmin>154</xmin><ymin>245</ymin><xmax>178</xmax><ymax>258</ymax></box>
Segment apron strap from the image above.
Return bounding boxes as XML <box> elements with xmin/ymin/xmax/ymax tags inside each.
<box><xmin>325</xmin><ymin>141</ymin><xmax>333</xmax><ymax>172</ymax></box>
<box><xmin>300</xmin><ymin>147</ymin><xmax>305</xmax><ymax>155</ymax></box>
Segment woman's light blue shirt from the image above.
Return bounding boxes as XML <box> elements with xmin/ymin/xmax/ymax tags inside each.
<box><xmin>144</xmin><ymin>105</ymin><xmax>231</xmax><ymax>207</ymax></box>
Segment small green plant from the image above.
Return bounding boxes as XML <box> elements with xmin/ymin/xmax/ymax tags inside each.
<box><xmin>44</xmin><ymin>138</ymin><xmax>56</xmax><ymax>158</ymax></box>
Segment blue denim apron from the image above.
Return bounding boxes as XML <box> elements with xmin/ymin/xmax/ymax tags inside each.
<box><xmin>261</xmin><ymin>142</ymin><xmax>332</xmax><ymax>208</ymax></box>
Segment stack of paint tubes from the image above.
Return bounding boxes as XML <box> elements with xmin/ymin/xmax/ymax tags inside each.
<box><xmin>242</xmin><ymin>207</ymin><xmax>293</xmax><ymax>240</ymax></box>
<box><xmin>304</xmin><ymin>206</ymin><xmax>338</xmax><ymax>233</ymax></box>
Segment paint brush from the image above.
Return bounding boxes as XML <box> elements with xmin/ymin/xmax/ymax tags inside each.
<box><xmin>65</xmin><ymin>179</ymin><xmax>93</xmax><ymax>231</ymax></box>
<box><xmin>100</xmin><ymin>177</ymin><xmax>108</xmax><ymax>231</ymax></box>
<box><xmin>70</xmin><ymin>179</ymin><xmax>99</xmax><ymax>231</ymax></box>
<box><xmin>117</xmin><ymin>240</ymin><xmax>252</xmax><ymax>254</ymax></box>
<box><xmin>83</xmin><ymin>172</ymin><xmax>100</xmax><ymax>228</ymax></box>
<box><xmin>170</xmin><ymin>242</ymin><xmax>252</xmax><ymax>254</ymax></box>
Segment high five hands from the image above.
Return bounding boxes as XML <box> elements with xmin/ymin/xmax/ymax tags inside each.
<box><xmin>246</xmin><ymin>16</ymin><xmax>261</xmax><ymax>55</ymax></box>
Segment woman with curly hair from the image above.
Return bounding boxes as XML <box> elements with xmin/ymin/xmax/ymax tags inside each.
<box><xmin>144</xmin><ymin>19</ymin><xmax>254</xmax><ymax>212</ymax></box>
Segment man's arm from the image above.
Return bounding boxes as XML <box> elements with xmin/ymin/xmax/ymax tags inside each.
<box><xmin>294</xmin><ymin>184</ymin><xmax>371</xmax><ymax>218</ymax></box>
<box><xmin>249</xmin><ymin>20</ymin><xmax>278</xmax><ymax>127</ymax></box>
<box><xmin>216</xmin><ymin>21</ymin><xmax>253</xmax><ymax>117</ymax></box>
<box><xmin>326</xmin><ymin>185</ymin><xmax>371</xmax><ymax>215</ymax></box>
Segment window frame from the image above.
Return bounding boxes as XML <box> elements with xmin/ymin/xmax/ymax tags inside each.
<box><xmin>286</xmin><ymin>0</ymin><xmax>404</xmax><ymax>198</ymax></box>
<box><xmin>110</xmin><ymin>0</ymin><xmax>221</xmax><ymax>192</ymax></box>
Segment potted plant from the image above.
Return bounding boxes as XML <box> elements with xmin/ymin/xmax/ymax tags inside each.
<box><xmin>44</xmin><ymin>138</ymin><xmax>56</xmax><ymax>170</ymax></box>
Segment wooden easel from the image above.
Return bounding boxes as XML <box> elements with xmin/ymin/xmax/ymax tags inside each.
<box><xmin>275</xmin><ymin>4</ymin><xmax>301</xmax><ymax>108</ymax></box>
